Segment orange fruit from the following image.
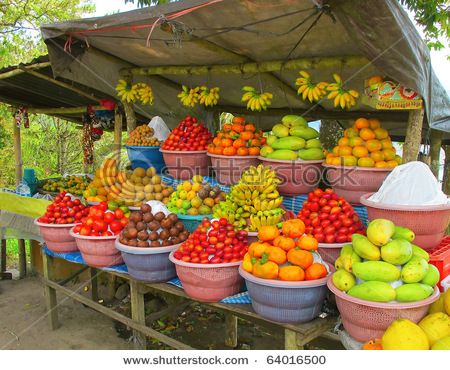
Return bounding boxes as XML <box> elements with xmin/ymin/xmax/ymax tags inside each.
<box><xmin>352</xmin><ymin>146</ymin><xmax>369</xmax><ymax>158</ymax></box>
<box><xmin>382</xmin><ymin>148</ymin><xmax>396</xmax><ymax>161</ymax></box>
<box><xmin>296</xmin><ymin>235</ymin><xmax>318</xmax><ymax>251</ymax></box>
<box><xmin>330</xmin><ymin>157</ymin><xmax>341</xmax><ymax>166</ymax></box>
<box><xmin>366</xmin><ymin>139</ymin><xmax>382</xmax><ymax>152</ymax></box>
<box><xmin>380</xmin><ymin>138</ymin><xmax>393</xmax><ymax>149</ymax></box>
<box><xmin>375</xmin><ymin>161</ymin><xmax>388</xmax><ymax>168</ymax></box>
<box><xmin>374</xmin><ymin>128</ymin><xmax>389</xmax><ymax>140</ymax></box>
<box><xmin>349</xmin><ymin>137</ymin><xmax>365</xmax><ymax>147</ymax></box>
<box><xmin>370</xmin><ymin>151</ymin><xmax>385</xmax><ymax>162</ymax></box>
<box><xmin>354</xmin><ymin>118</ymin><xmax>370</xmax><ymax>129</ymax></box>
<box><xmin>278</xmin><ymin>266</ymin><xmax>305</xmax><ymax>281</ymax></box>
<box><xmin>287</xmin><ymin>249</ymin><xmax>314</xmax><ymax>270</ymax></box>
<box><xmin>368</xmin><ymin>75</ymin><xmax>384</xmax><ymax>86</ymax></box>
<box><xmin>325</xmin><ymin>154</ymin><xmax>335</xmax><ymax>164</ymax></box>
<box><xmin>332</xmin><ymin>146</ymin><xmax>340</xmax><ymax>156</ymax></box>
<box><xmin>359</xmin><ymin>128</ymin><xmax>376</xmax><ymax>141</ymax></box>
<box><xmin>386</xmin><ymin>160</ymin><xmax>398</xmax><ymax>168</ymax></box>
<box><xmin>236</xmin><ymin>147</ymin><xmax>249</xmax><ymax>156</ymax></box>
<box><xmin>258</xmin><ymin>225</ymin><xmax>280</xmax><ymax>242</ymax></box>
<box><xmin>368</xmin><ymin>118</ymin><xmax>381</xmax><ymax>130</ymax></box>
<box><xmin>344</xmin><ymin>127</ymin><xmax>359</xmax><ymax>138</ymax></box>
<box><xmin>358</xmin><ymin>157</ymin><xmax>375</xmax><ymax>167</ymax></box>
<box><xmin>342</xmin><ymin>155</ymin><xmax>357</xmax><ymax>166</ymax></box>
<box><xmin>305</xmin><ymin>263</ymin><xmax>328</xmax><ymax>280</ymax></box>
<box><xmin>339</xmin><ymin>146</ymin><xmax>353</xmax><ymax>156</ymax></box>
<box><xmin>338</xmin><ymin>137</ymin><xmax>350</xmax><ymax>146</ymax></box>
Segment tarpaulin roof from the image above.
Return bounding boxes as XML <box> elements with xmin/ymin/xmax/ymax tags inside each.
<box><xmin>39</xmin><ymin>0</ymin><xmax>450</xmax><ymax>136</ymax></box>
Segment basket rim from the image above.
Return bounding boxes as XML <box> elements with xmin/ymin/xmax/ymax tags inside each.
<box><xmin>69</xmin><ymin>227</ymin><xmax>118</xmax><ymax>240</ymax></box>
<box><xmin>115</xmin><ymin>239</ymin><xmax>181</xmax><ymax>255</ymax></box>
<box><xmin>207</xmin><ymin>153</ymin><xmax>260</xmax><ymax>159</ymax></box>
<box><xmin>125</xmin><ymin>145</ymin><xmax>161</xmax><ymax>149</ymax></box>
<box><xmin>318</xmin><ymin>242</ymin><xmax>350</xmax><ymax>249</ymax></box>
<box><xmin>327</xmin><ymin>276</ymin><xmax>440</xmax><ymax>308</ymax></box>
<box><xmin>239</xmin><ymin>264</ymin><xmax>330</xmax><ymax>288</ymax></box>
<box><xmin>168</xmin><ymin>250</ymin><xmax>242</xmax><ymax>268</ymax></box>
<box><xmin>176</xmin><ymin>213</ymin><xmax>211</xmax><ymax>220</ymax></box>
<box><xmin>322</xmin><ymin>163</ymin><xmax>394</xmax><ymax>172</ymax></box>
<box><xmin>258</xmin><ymin>156</ymin><xmax>323</xmax><ymax>164</ymax></box>
<box><xmin>160</xmin><ymin>149</ymin><xmax>208</xmax><ymax>154</ymax></box>
<box><xmin>34</xmin><ymin>218</ymin><xmax>80</xmax><ymax>228</ymax></box>
<box><xmin>360</xmin><ymin>192</ymin><xmax>450</xmax><ymax>211</ymax></box>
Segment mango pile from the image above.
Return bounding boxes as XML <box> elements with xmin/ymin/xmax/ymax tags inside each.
<box><xmin>42</xmin><ymin>175</ymin><xmax>91</xmax><ymax>196</ymax></box>
<box><xmin>260</xmin><ymin>115</ymin><xmax>325</xmax><ymax>161</ymax></box>
<box><xmin>332</xmin><ymin>219</ymin><xmax>439</xmax><ymax>303</ymax></box>
<box><xmin>325</xmin><ymin>117</ymin><xmax>402</xmax><ymax>168</ymax></box>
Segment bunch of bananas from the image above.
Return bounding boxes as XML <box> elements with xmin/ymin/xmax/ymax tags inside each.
<box><xmin>213</xmin><ymin>164</ymin><xmax>285</xmax><ymax>231</ymax></box>
<box><xmin>116</xmin><ymin>80</ymin><xmax>139</xmax><ymax>103</ymax></box>
<box><xmin>241</xmin><ymin>86</ymin><xmax>273</xmax><ymax>112</ymax></box>
<box><xmin>295</xmin><ymin>70</ymin><xmax>328</xmax><ymax>103</ymax></box>
<box><xmin>178</xmin><ymin>85</ymin><xmax>200</xmax><ymax>107</ymax></box>
<box><xmin>135</xmin><ymin>83</ymin><xmax>154</xmax><ymax>105</ymax></box>
<box><xmin>326</xmin><ymin>73</ymin><xmax>360</xmax><ymax>109</ymax></box>
<box><xmin>198</xmin><ymin>86</ymin><xmax>220</xmax><ymax>107</ymax></box>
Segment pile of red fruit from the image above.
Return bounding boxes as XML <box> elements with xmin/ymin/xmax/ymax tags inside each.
<box><xmin>162</xmin><ymin>115</ymin><xmax>213</xmax><ymax>151</ymax></box>
<box><xmin>173</xmin><ymin>218</ymin><xmax>248</xmax><ymax>264</ymax></box>
<box><xmin>73</xmin><ymin>202</ymin><xmax>128</xmax><ymax>237</ymax></box>
<box><xmin>298</xmin><ymin>188</ymin><xmax>365</xmax><ymax>243</ymax></box>
<box><xmin>38</xmin><ymin>192</ymin><xmax>87</xmax><ymax>224</ymax></box>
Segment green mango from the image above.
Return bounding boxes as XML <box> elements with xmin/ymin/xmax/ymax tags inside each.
<box><xmin>298</xmin><ymin>148</ymin><xmax>325</xmax><ymax>160</ymax></box>
<box><xmin>281</xmin><ymin>115</ymin><xmax>307</xmax><ymax>128</ymax></box>
<box><xmin>305</xmin><ymin>138</ymin><xmax>322</xmax><ymax>149</ymax></box>
<box><xmin>392</xmin><ymin>226</ymin><xmax>415</xmax><ymax>242</ymax></box>
<box><xmin>332</xmin><ymin>270</ymin><xmax>356</xmax><ymax>292</ymax></box>
<box><xmin>260</xmin><ymin>145</ymin><xmax>274</xmax><ymax>157</ymax></box>
<box><xmin>352</xmin><ymin>261</ymin><xmax>401</xmax><ymax>282</ymax></box>
<box><xmin>412</xmin><ymin>244</ymin><xmax>430</xmax><ymax>262</ymax></box>
<box><xmin>421</xmin><ymin>264</ymin><xmax>440</xmax><ymax>287</ymax></box>
<box><xmin>367</xmin><ymin>219</ymin><xmax>396</xmax><ymax>246</ymax></box>
<box><xmin>348</xmin><ymin>281</ymin><xmax>396</xmax><ymax>303</ymax></box>
<box><xmin>352</xmin><ymin>234</ymin><xmax>381</xmax><ymax>261</ymax></box>
<box><xmin>381</xmin><ymin>239</ymin><xmax>413</xmax><ymax>265</ymax></box>
<box><xmin>271</xmin><ymin>137</ymin><xmax>306</xmax><ymax>150</ymax></box>
<box><xmin>289</xmin><ymin>126</ymin><xmax>319</xmax><ymax>140</ymax></box>
<box><xmin>266</xmin><ymin>134</ymin><xmax>278</xmax><ymax>145</ymax></box>
<box><xmin>401</xmin><ymin>256</ymin><xmax>429</xmax><ymax>283</ymax></box>
<box><xmin>340</xmin><ymin>244</ymin><xmax>354</xmax><ymax>257</ymax></box>
<box><xmin>267</xmin><ymin>149</ymin><xmax>298</xmax><ymax>160</ymax></box>
<box><xmin>395</xmin><ymin>283</ymin><xmax>434</xmax><ymax>302</ymax></box>
<box><xmin>108</xmin><ymin>201</ymin><xmax>119</xmax><ymax>211</ymax></box>
<box><xmin>272</xmin><ymin>124</ymin><xmax>290</xmax><ymax>138</ymax></box>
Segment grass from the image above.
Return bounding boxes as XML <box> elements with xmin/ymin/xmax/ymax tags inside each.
<box><xmin>4</xmin><ymin>239</ymin><xmax>30</xmax><ymax>268</ymax></box>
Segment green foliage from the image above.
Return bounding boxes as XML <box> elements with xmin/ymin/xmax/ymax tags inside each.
<box><xmin>124</xmin><ymin>0</ymin><xmax>172</xmax><ymax>7</ymax></box>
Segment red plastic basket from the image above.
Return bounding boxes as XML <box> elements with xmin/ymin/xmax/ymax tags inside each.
<box><xmin>429</xmin><ymin>236</ymin><xmax>450</xmax><ymax>291</ymax></box>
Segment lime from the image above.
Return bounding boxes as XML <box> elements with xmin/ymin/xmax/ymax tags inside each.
<box><xmin>182</xmin><ymin>200</ymin><xmax>191</xmax><ymax>210</ymax></box>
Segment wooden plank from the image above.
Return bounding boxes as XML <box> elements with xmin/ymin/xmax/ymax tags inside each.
<box><xmin>130</xmin><ymin>280</ymin><xmax>146</xmax><ymax>350</ymax></box>
<box><xmin>18</xmin><ymin>239</ymin><xmax>26</xmax><ymax>279</ymax></box>
<box><xmin>42</xmin><ymin>253</ymin><xmax>59</xmax><ymax>330</ymax></box>
<box><xmin>44</xmin><ymin>278</ymin><xmax>193</xmax><ymax>350</ymax></box>
<box><xmin>285</xmin><ymin>329</ymin><xmax>302</xmax><ymax>350</ymax></box>
<box><xmin>403</xmin><ymin>109</ymin><xmax>424</xmax><ymax>163</ymax></box>
<box><xmin>224</xmin><ymin>313</ymin><xmax>238</xmax><ymax>348</ymax></box>
<box><xmin>0</xmin><ymin>61</ymin><xmax>51</xmax><ymax>80</ymax></box>
<box><xmin>27</xmin><ymin>105</ymin><xmax>104</xmax><ymax>115</ymax></box>
<box><xmin>90</xmin><ymin>267</ymin><xmax>99</xmax><ymax>302</ymax></box>
<box><xmin>0</xmin><ymin>238</ymin><xmax>6</xmax><ymax>273</ymax></box>
<box><xmin>13</xmin><ymin>119</ymin><xmax>22</xmax><ymax>186</ymax></box>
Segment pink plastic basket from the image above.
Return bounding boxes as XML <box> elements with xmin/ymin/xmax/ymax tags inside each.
<box><xmin>360</xmin><ymin>193</ymin><xmax>450</xmax><ymax>250</ymax></box>
<box><xmin>318</xmin><ymin>242</ymin><xmax>348</xmax><ymax>265</ymax></box>
<box><xmin>327</xmin><ymin>277</ymin><xmax>440</xmax><ymax>342</ymax></box>
<box><xmin>323</xmin><ymin>164</ymin><xmax>392</xmax><ymax>205</ymax></box>
<box><xmin>259</xmin><ymin>157</ymin><xmax>322</xmax><ymax>196</ymax></box>
<box><xmin>34</xmin><ymin>219</ymin><xmax>79</xmax><ymax>253</ymax></box>
<box><xmin>160</xmin><ymin>149</ymin><xmax>210</xmax><ymax>180</ymax></box>
<box><xmin>169</xmin><ymin>251</ymin><xmax>243</xmax><ymax>302</ymax></box>
<box><xmin>70</xmin><ymin>229</ymin><xmax>123</xmax><ymax>267</ymax></box>
<box><xmin>208</xmin><ymin>153</ymin><xmax>260</xmax><ymax>185</ymax></box>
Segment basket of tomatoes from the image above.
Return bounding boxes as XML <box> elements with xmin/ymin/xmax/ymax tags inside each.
<box><xmin>160</xmin><ymin>115</ymin><xmax>213</xmax><ymax>180</ymax></box>
<box><xmin>239</xmin><ymin>220</ymin><xmax>331</xmax><ymax>323</ymax></box>
<box><xmin>207</xmin><ymin>117</ymin><xmax>263</xmax><ymax>185</ymax></box>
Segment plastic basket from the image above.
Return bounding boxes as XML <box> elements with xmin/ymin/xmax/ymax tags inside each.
<box><xmin>34</xmin><ymin>219</ymin><xmax>79</xmax><ymax>252</ymax></box>
<box><xmin>208</xmin><ymin>153</ymin><xmax>260</xmax><ymax>186</ymax></box>
<box><xmin>126</xmin><ymin>145</ymin><xmax>165</xmax><ymax>173</ymax></box>
<box><xmin>160</xmin><ymin>149</ymin><xmax>210</xmax><ymax>180</ymax></box>
<box><xmin>177</xmin><ymin>214</ymin><xmax>210</xmax><ymax>233</ymax></box>
<box><xmin>429</xmin><ymin>236</ymin><xmax>450</xmax><ymax>291</ymax></box>
<box><xmin>441</xmin><ymin>274</ymin><xmax>450</xmax><ymax>292</ymax></box>
<box><xmin>318</xmin><ymin>242</ymin><xmax>348</xmax><ymax>265</ymax></box>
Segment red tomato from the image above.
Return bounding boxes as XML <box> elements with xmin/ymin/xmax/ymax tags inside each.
<box><xmin>321</xmin><ymin>206</ymin><xmax>331</xmax><ymax>213</ymax></box>
<box><xmin>321</xmin><ymin>219</ymin><xmax>331</xmax><ymax>228</ymax></box>
<box><xmin>313</xmin><ymin>188</ymin><xmax>323</xmax><ymax>197</ymax></box>
<box><xmin>324</xmin><ymin>225</ymin><xmax>336</xmax><ymax>235</ymax></box>
<box><xmin>104</xmin><ymin>212</ymin><xmax>115</xmax><ymax>224</ymax></box>
<box><xmin>80</xmin><ymin>226</ymin><xmax>91</xmax><ymax>236</ymax></box>
<box><xmin>335</xmin><ymin>234</ymin><xmax>348</xmax><ymax>243</ymax></box>
<box><xmin>333</xmin><ymin>220</ymin><xmax>342</xmax><ymax>229</ymax></box>
<box><xmin>120</xmin><ymin>218</ymin><xmax>128</xmax><ymax>227</ymax></box>
<box><xmin>114</xmin><ymin>209</ymin><xmax>124</xmax><ymax>219</ymax></box>
<box><xmin>325</xmin><ymin>234</ymin><xmax>336</xmax><ymax>243</ymax></box>
<box><xmin>73</xmin><ymin>225</ymin><xmax>82</xmax><ymax>233</ymax></box>
<box><xmin>311</xmin><ymin>218</ymin><xmax>321</xmax><ymax>227</ymax></box>
<box><xmin>97</xmin><ymin>202</ymin><xmax>108</xmax><ymax>211</ymax></box>
<box><xmin>102</xmin><ymin>231</ymin><xmax>113</xmax><ymax>236</ymax></box>
<box><xmin>319</xmin><ymin>198</ymin><xmax>328</xmax><ymax>207</ymax></box>
<box><xmin>318</xmin><ymin>213</ymin><xmax>329</xmax><ymax>220</ymax></box>
<box><xmin>338</xmin><ymin>226</ymin><xmax>349</xmax><ymax>235</ymax></box>
<box><xmin>93</xmin><ymin>219</ymin><xmax>107</xmax><ymax>232</ymax></box>
<box><xmin>314</xmin><ymin>232</ymin><xmax>325</xmax><ymax>243</ymax></box>
<box><xmin>328</xmin><ymin>200</ymin><xmax>338</xmax><ymax>208</ymax></box>
<box><xmin>110</xmin><ymin>220</ymin><xmax>122</xmax><ymax>232</ymax></box>
<box><xmin>86</xmin><ymin>217</ymin><xmax>95</xmax><ymax>226</ymax></box>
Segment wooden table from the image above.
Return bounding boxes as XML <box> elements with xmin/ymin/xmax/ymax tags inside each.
<box><xmin>41</xmin><ymin>252</ymin><xmax>337</xmax><ymax>350</ymax></box>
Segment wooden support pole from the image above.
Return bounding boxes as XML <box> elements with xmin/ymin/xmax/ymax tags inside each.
<box><xmin>130</xmin><ymin>280</ymin><xmax>147</xmax><ymax>350</ymax></box>
<box><xmin>1</xmin><ymin>239</ymin><xmax>6</xmax><ymax>273</ymax></box>
<box><xmin>285</xmin><ymin>329</ymin><xmax>303</xmax><ymax>350</ymax></box>
<box><xmin>224</xmin><ymin>313</ymin><xmax>238</xmax><ymax>348</ymax></box>
<box><xmin>0</xmin><ymin>61</ymin><xmax>51</xmax><ymax>80</ymax></box>
<box><xmin>443</xmin><ymin>145</ymin><xmax>450</xmax><ymax>194</ymax></box>
<box><xmin>13</xmin><ymin>119</ymin><xmax>22</xmax><ymax>186</ymax></box>
<box><xmin>27</xmin><ymin>105</ymin><xmax>104</xmax><ymax>115</ymax></box>
<box><xmin>430</xmin><ymin>129</ymin><xmax>443</xmax><ymax>178</ymax></box>
<box><xmin>18</xmin><ymin>239</ymin><xmax>26</xmax><ymax>279</ymax></box>
<box><xmin>42</xmin><ymin>253</ymin><xmax>59</xmax><ymax>330</ymax></box>
<box><xmin>90</xmin><ymin>267</ymin><xmax>99</xmax><ymax>302</ymax></box>
<box><xmin>403</xmin><ymin>109</ymin><xmax>424</xmax><ymax>163</ymax></box>
<box><xmin>114</xmin><ymin>110</ymin><xmax>123</xmax><ymax>163</ymax></box>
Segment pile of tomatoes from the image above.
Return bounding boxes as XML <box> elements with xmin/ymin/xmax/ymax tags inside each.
<box><xmin>298</xmin><ymin>188</ymin><xmax>365</xmax><ymax>243</ymax></box>
<box><xmin>173</xmin><ymin>218</ymin><xmax>248</xmax><ymax>264</ymax></box>
<box><xmin>72</xmin><ymin>202</ymin><xmax>128</xmax><ymax>237</ymax></box>
<box><xmin>162</xmin><ymin>115</ymin><xmax>212</xmax><ymax>151</ymax></box>
<box><xmin>207</xmin><ymin>116</ymin><xmax>265</xmax><ymax>156</ymax></box>
<box><xmin>38</xmin><ymin>192</ymin><xmax>87</xmax><ymax>224</ymax></box>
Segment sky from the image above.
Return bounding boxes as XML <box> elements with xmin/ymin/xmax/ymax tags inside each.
<box><xmin>92</xmin><ymin>0</ymin><xmax>450</xmax><ymax>93</ymax></box>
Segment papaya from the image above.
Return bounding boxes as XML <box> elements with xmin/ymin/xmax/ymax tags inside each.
<box><xmin>381</xmin><ymin>239</ymin><xmax>413</xmax><ymax>265</ymax></box>
<box><xmin>421</xmin><ymin>264</ymin><xmax>440</xmax><ymax>287</ymax></box>
<box><xmin>271</xmin><ymin>137</ymin><xmax>306</xmax><ymax>150</ymax></box>
<box><xmin>352</xmin><ymin>261</ymin><xmax>401</xmax><ymax>282</ymax></box>
<box><xmin>260</xmin><ymin>145</ymin><xmax>274</xmax><ymax>157</ymax></box>
<box><xmin>347</xmin><ymin>281</ymin><xmax>396</xmax><ymax>302</ymax></box>
<box><xmin>396</xmin><ymin>283</ymin><xmax>434</xmax><ymax>302</ymax></box>
<box><xmin>289</xmin><ymin>126</ymin><xmax>319</xmax><ymax>140</ymax></box>
<box><xmin>332</xmin><ymin>270</ymin><xmax>356</xmax><ymax>292</ymax></box>
<box><xmin>298</xmin><ymin>148</ymin><xmax>325</xmax><ymax>160</ymax></box>
<box><xmin>366</xmin><ymin>219</ymin><xmax>395</xmax><ymax>246</ymax></box>
<box><xmin>401</xmin><ymin>256</ymin><xmax>429</xmax><ymax>283</ymax></box>
<box><xmin>281</xmin><ymin>115</ymin><xmax>307</xmax><ymax>128</ymax></box>
<box><xmin>305</xmin><ymin>138</ymin><xmax>322</xmax><ymax>149</ymax></box>
<box><xmin>267</xmin><ymin>149</ymin><xmax>298</xmax><ymax>160</ymax></box>
<box><xmin>352</xmin><ymin>234</ymin><xmax>381</xmax><ymax>261</ymax></box>
<box><xmin>266</xmin><ymin>134</ymin><xmax>278</xmax><ymax>145</ymax></box>
<box><xmin>392</xmin><ymin>226</ymin><xmax>415</xmax><ymax>242</ymax></box>
<box><xmin>412</xmin><ymin>244</ymin><xmax>430</xmax><ymax>262</ymax></box>
<box><xmin>431</xmin><ymin>336</ymin><xmax>450</xmax><ymax>350</ymax></box>
<box><xmin>382</xmin><ymin>319</ymin><xmax>429</xmax><ymax>350</ymax></box>
<box><xmin>272</xmin><ymin>124</ymin><xmax>289</xmax><ymax>138</ymax></box>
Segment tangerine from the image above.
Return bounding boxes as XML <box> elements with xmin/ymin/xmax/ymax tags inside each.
<box><xmin>382</xmin><ymin>148</ymin><xmax>396</xmax><ymax>161</ymax></box>
<box><xmin>338</xmin><ymin>137</ymin><xmax>350</xmax><ymax>146</ymax></box>
<box><xmin>349</xmin><ymin>137</ymin><xmax>365</xmax><ymax>147</ymax></box>
<box><xmin>366</xmin><ymin>139</ymin><xmax>382</xmax><ymax>152</ymax></box>
<box><xmin>236</xmin><ymin>147</ymin><xmax>249</xmax><ymax>156</ymax></box>
<box><xmin>296</xmin><ymin>235</ymin><xmax>318</xmax><ymax>251</ymax></box>
<box><xmin>339</xmin><ymin>145</ymin><xmax>353</xmax><ymax>156</ymax></box>
<box><xmin>342</xmin><ymin>155</ymin><xmax>357</xmax><ymax>166</ymax></box>
<box><xmin>344</xmin><ymin>127</ymin><xmax>359</xmax><ymax>138</ymax></box>
<box><xmin>354</xmin><ymin>118</ymin><xmax>370</xmax><ymax>129</ymax></box>
<box><xmin>331</xmin><ymin>157</ymin><xmax>341</xmax><ymax>166</ymax></box>
<box><xmin>386</xmin><ymin>160</ymin><xmax>398</xmax><ymax>168</ymax></box>
<box><xmin>380</xmin><ymin>138</ymin><xmax>393</xmax><ymax>149</ymax></box>
<box><xmin>352</xmin><ymin>145</ymin><xmax>369</xmax><ymax>158</ymax></box>
<box><xmin>370</xmin><ymin>151</ymin><xmax>385</xmax><ymax>162</ymax></box>
<box><xmin>395</xmin><ymin>155</ymin><xmax>402</xmax><ymax>165</ymax></box>
<box><xmin>375</xmin><ymin>161</ymin><xmax>388</xmax><ymax>168</ymax></box>
<box><xmin>358</xmin><ymin>157</ymin><xmax>375</xmax><ymax>167</ymax></box>
<box><xmin>305</xmin><ymin>263</ymin><xmax>328</xmax><ymax>280</ymax></box>
<box><xmin>359</xmin><ymin>128</ymin><xmax>376</xmax><ymax>141</ymax></box>
<box><xmin>374</xmin><ymin>127</ymin><xmax>389</xmax><ymax>140</ymax></box>
<box><xmin>368</xmin><ymin>118</ymin><xmax>381</xmax><ymax>130</ymax></box>
<box><xmin>332</xmin><ymin>146</ymin><xmax>340</xmax><ymax>156</ymax></box>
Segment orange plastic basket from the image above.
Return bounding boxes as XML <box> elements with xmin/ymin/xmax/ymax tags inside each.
<box><xmin>429</xmin><ymin>236</ymin><xmax>450</xmax><ymax>291</ymax></box>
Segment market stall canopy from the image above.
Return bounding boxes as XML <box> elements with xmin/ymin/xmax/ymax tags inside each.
<box><xmin>40</xmin><ymin>0</ymin><xmax>450</xmax><ymax>136</ymax></box>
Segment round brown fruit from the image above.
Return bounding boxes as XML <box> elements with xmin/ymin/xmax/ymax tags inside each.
<box><xmin>170</xmin><ymin>237</ymin><xmax>180</xmax><ymax>245</ymax></box>
<box><xmin>162</xmin><ymin>240</ymin><xmax>172</xmax><ymax>247</ymax></box>
<box><xmin>127</xmin><ymin>239</ymin><xmax>138</xmax><ymax>247</ymax></box>
<box><xmin>127</xmin><ymin>221</ymin><xmax>136</xmax><ymax>229</ymax></box>
<box><xmin>175</xmin><ymin>221</ymin><xmax>184</xmax><ymax>231</ymax></box>
<box><xmin>137</xmin><ymin>240</ymin><xmax>150</xmax><ymax>248</ymax></box>
<box><xmin>168</xmin><ymin>214</ymin><xmax>178</xmax><ymax>224</ymax></box>
<box><xmin>137</xmin><ymin>230</ymin><xmax>149</xmax><ymax>241</ymax></box>
<box><xmin>160</xmin><ymin>218</ymin><xmax>172</xmax><ymax>229</ymax></box>
<box><xmin>129</xmin><ymin>211</ymin><xmax>143</xmax><ymax>223</ymax></box>
<box><xmin>179</xmin><ymin>231</ymin><xmax>189</xmax><ymax>242</ymax></box>
<box><xmin>143</xmin><ymin>213</ymin><xmax>154</xmax><ymax>223</ymax></box>
<box><xmin>150</xmin><ymin>241</ymin><xmax>161</xmax><ymax>248</ymax></box>
<box><xmin>148</xmin><ymin>221</ymin><xmax>160</xmax><ymax>231</ymax></box>
<box><xmin>136</xmin><ymin>221</ymin><xmax>146</xmax><ymax>231</ymax></box>
<box><xmin>169</xmin><ymin>227</ymin><xmax>179</xmax><ymax>236</ymax></box>
<box><xmin>141</xmin><ymin>204</ymin><xmax>151</xmax><ymax>213</ymax></box>
<box><xmin>154</xmin><ymin>212</ymin><xmax>165</xmax><ymax>222</ymax></box>
<box><xmin>126</xmin><ymin>227</ymin><xmax>138</xmax><ymax>239</ymax></box>
<box><xmin>159</xmin><ymin>229</ymin><xmax>170</xmax><ymax>240</ymax></box>
<box><xmin>149</xmin><ymin>231</ymin><xmax>159</xmax><ymax>241</ymax></box>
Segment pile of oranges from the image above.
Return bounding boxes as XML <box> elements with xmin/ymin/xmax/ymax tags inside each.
<box><xmin>207</xmin><ymin>116</ymin><xmax>265</xmax><ymax>156</ymax></box>
<box><xmin>325</xmin><ymin>117</ymin><xmax>401</xmax><ymax>168</ymax></box>
<box><xmin>242</xmin><ymin>220</ymin><xmax>329</xmax><ymax>281</ymax></box>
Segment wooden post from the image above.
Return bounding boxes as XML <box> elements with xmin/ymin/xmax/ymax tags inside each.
<box><xmin>120</xmin><ymin>73</ymin><xmax>136</xmax><ymax>134</ymax></box>
<box><xmin>13</xmin><ymin>118</ymin><xmax>22</xmax><ymax>186</ymax></box>
<box><xmin>130</xmin><ymin>280</ymin><xmax>146</xmax><ymax>350</ymax></box>
<box><xmin>284</xmin><ymin>329</ymin><xmax>303</xmax><ymax>350</ymax></box>
<box><xmin>430</xmin><ymin>129</ymin><xmax>443</xmax><ymax>178</ymax></box>
<box><xmin>443</xmin><ymin>145</ymin><xmax>450</xmax><ymax>194</ymax></box>
<box><xmin>18</xmin><ymin>239</ymin><xmax>26</xmax><ymax>279</ymax></box>
<box><xmin>90</xmin><ymin>267</ymin><xmax>99</xmax><ymax>302</ymax></box>
<box><xmin>114</xmin><ymin>110</ymin><xmax>122</xmax><ymax>163</ymax></box>
<box><xmin>1</xmin><ymin>239</ymin><xmax>6</xmax><ymax>273</ymax></box>
<box><xmin>403</xmin><ymin>109</ymin><xmax>424</xmax><ymax>163</ymax></box>
<box><xmin>224</xmin><ymin>314</ymin><xmax>238</xmax><ymax>348</ymax></box>
<box><xmin>42</xmin><ymin>253</ymin><xmax>59</xmax><ymax>329</ymax></box>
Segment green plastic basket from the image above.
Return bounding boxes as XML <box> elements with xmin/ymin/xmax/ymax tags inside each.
<box><xmin>177</xmin><ymin>214</ymin><xmax>211</xmax><ymax>233</ymax></box>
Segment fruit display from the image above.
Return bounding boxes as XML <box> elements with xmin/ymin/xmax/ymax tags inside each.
<box><xmin>38</xmin><ymin>191</ymin><xmax>88</xmax><ymax>224</ymax></box>
<box><xmin>241</xmin><ymin>221</ymin><xmax>328</xmax><ymax>281</ymax></box>
<box><xmin>241</xmin><ymin>86</ymin><xmax>273</xmax><ymax>112</ymax></box>
<box><xmin>213</xmin><ymin>164</ymin><xmax>285</xmax><ymax>231</ymax></box>
<box><xmin>173</xmin><ymin>217</ymin><xmax>248</xmax><ymax>264</ymax></box>
<box><xmin>331</xmin><ymin>219</ymin><xmax>440</xmax><ymax>303</ymax></box>
<box><xmin>125</xmin><ymin>125</ymin><xmax>161</xmax><ymax>146</ymax></box>
<box><xmin>118</xmin><ymin>204</ymin><xmax>189</xmax><ymax>248</ymax></box>
<box><xmin>325</xmin><ymin>73</ymin><xmax>360</xmax><ymax>109</ymax></box>
<box><xmin>297</xmin><ymin>188</ymin><xmax>365</xmax><ymax>243</ymax></box>
<box><xmin>72</xmin><ymin>202</ymin><xmax>129</xmax><ymax>237</ymax></box>
<box><xmin>207</xmin><ymin>116</ymin><xmax>264</xmax><ymax>156</ymax></box>
<box><xmin>325</xmin><ymin>117</ymin><xmax>402</xmax><ymax>168</ymax></box>
<box><xmin>295</xmin><ymin>70</ymin><xmax>328</xmax><ymax>103</ymax></box>
<box><xmin>41</xmin><ymin>175</ymin><xmax>91</xmax><ymax>196</ymax></box>
<box><xmin>260</xmin><ymin>115</ymin><xmax>324</xmax><ymax>161</ymax></box>
<box><xmin>198</xmin><ymin>86</ymin><xmax>220</xmax><ymax>107</ymax></box>
<box><xmin>116</xmin><ymin>80</ymin><xmax>154</xmax><ymax>105</ymax></box>
<box><xmin>166</xmin><ymin>176</ymin><xmax>226</xmax><ymax>216</ymax></box>
<box><xmin>161</xmin><ymin>115</ymin><xmax>213</xmax><ymax>151</ymax></box>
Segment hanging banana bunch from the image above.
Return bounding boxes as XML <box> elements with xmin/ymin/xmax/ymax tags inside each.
<box><xmin>295</xmin><ymin>70</ymin><xmax>328</xmax><ymax>103</ymax></box>
<box><xmin>135</xmin><ymin>82</ymin><xmax>154</xmax><ymax>105</ymax></box>
<box><xmin>116</xmin><ymin>79</ymin><xmax>139</xmax><ymax>103</ymax></box>
<box><xmin>198</xmin><ymin>86</ymin><xmax>220</xmax><ymax>107</ymax></box>
<box><xmin>241</xmin><ymin>86</ymin><xmax>273</xmax><ymax>112</ymax></box>
<box><xmin>326</xmin><ymin>73</ymin><xmax>360</xmax><ymax>109</ymax></box>
<box><xmin>178</xmin><ymin>85</ymin><xmax>200</xmax><ymax>108</ymax></box>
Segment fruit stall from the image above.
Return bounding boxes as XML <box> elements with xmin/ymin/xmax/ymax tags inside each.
<box><xmin>1</xmin><ymin>0</ymin><xmax>450</xmax><ymax>351</ymax></box>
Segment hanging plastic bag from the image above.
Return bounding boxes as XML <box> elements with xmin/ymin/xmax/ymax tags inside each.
<box><xmin>148</xmin><ymin>116</ymin><xmax>170</xmax><ymax>141</ymax></box>
<box><xmin>368</xmin><ymin>161</ymin><xmax>449</xmax><ymax>205</ymax></box>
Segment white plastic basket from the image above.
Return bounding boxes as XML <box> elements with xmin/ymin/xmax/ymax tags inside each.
<box><xmin>441</xmin><ymin>274</ymin><xmax>450</xmax><ymax>292</ymax></box>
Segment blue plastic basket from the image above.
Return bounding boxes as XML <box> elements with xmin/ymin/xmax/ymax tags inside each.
<box><xmin>126</xmin><ymin>145</ymin><xmax>165</xmax><ymax>173</ymax></box>
<box><xmin>177</xmin><ymin>214</ymin><xmax>211</xmax><ymax>233</ymax></box>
